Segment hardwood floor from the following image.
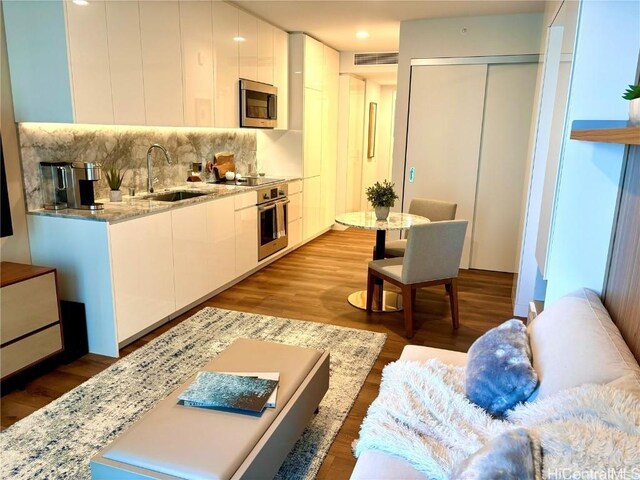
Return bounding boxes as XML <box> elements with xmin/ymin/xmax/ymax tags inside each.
<box><xmin>1</xmin><ymin>228</ymin><xmax>516</xmax><ymax>478</ymax></box>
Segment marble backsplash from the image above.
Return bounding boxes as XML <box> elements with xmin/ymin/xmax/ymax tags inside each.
<box><xmin>18</xmin><ymin>123</ymin><xmax>257</xmax><ymax>211</ymax></box>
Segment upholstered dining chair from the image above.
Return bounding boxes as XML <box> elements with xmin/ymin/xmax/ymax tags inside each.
<box><xmin>385</xmin><ymin>198</ymin><xmax>457</xmax><ymax>258</ymax></box>
<box><xmin>367</xmin><ymin>220</ymin><xmax>468</xmax><ymax>338</ymax></box>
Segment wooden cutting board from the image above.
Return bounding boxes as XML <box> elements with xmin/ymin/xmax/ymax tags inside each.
<box><xmin>213</xmin><ymin>152</ymin><xmax>235</xmax><ymax>180</ymax></box>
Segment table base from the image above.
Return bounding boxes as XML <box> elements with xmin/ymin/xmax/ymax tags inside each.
<box><xmin>348</xmin><ymin>290</ymin><xmax>403</xmax><ymax>312</ymax></box>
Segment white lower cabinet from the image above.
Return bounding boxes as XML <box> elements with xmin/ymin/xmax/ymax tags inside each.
<box><xmin>27</xmin><ymin>191</ymin><xmax>271</xmax><ymax>357</ymax></box>
<box><xmin>302</xmin><ymin>175</ymin><xmax>321</xmax><ymax>241</ymax></box>
<box><xmin>109</xmin><ymin>211</ymin><xmax>176</xmax><ymax>343</ymax></box>
<box><xmin>172</xmin><ymin>197</ymin><xmax>236</xmax><ymax>310</ymax></box>
<box><xmin>288</xmin><ymin>187</ymin><xmax>302</xmax><ymax>249</ymax></box>
<box><xmin>235</xmin><ymin>204</ymin><xmax>259</xmax><ymax>277</ymax></box>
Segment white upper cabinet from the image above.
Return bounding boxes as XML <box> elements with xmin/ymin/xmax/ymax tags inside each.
<box><xmin>212</xmin><ymin>1</ymin><xmax>240</xmax><ymax>128</ymax></box>
<box><xmin>105</xmin><ymin>1</ymin><xmax>146</xmax><ymax>125</ymax></box>
<box><xmin>273</xmin><ymin>28</ymin><xmax>289</xmax><ymax>129</ymax></box>
<box><xmin>3</xmin><ymin>0</ymin><xmax>74</xmax><ymax>122</ymax></box>
<box><xmin>257</xmin><ymin>19</ymin><xmax>274</xmax><ymax>85</ymax></box>
<box><xmin>304</xmin><ymin>36</ymin><xmax>324</xmax><ymax>91</ymax></box>
<box><xmin>238</xmin><ymin>10</ymin><xmax>258</xmax><ymax>82</ymax></box>
<box><xmin>139</xmin><ymin>1</ymin><xmax>184</xmax><ymax>126</ymax></box>
<box><xmin>64</xmin><ymin>1</ymin><xmax>114</xmax><ymax>124</ymax></box>
<box><xmin>180</xmin><ymin>1</ymin><xmax>215</xmax><ymax>127</ymax></box>
<box><xmin>4</xmin><ymin>0</ymin><xmax>288</xmax><ymax>129</ymax></box>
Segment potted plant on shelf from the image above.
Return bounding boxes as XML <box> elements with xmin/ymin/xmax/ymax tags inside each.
<box><xmin>366</xmin><ymin>179</ymin><xmax>399</xmax><ymax>220</ymax></box>
<box><xmin>105</xmin><ymin>165</ymin><xmax>125</xmax><ymax>202</ymax></box>
<box><xmin>623</xmin><ymin>84</ymin><xmax>640</xmax><ymax>126</ymax></box>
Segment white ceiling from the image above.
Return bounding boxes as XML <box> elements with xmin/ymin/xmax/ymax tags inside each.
<box><xmin>232</xmin><ymin>1</ymin><xmax>546</xmax><ymax>52</ymax></box>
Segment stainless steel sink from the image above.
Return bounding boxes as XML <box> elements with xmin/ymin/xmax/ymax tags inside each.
<box><xmin>144</xmin><ymin>190</ymin><xmax>208</xmax><ymax>202</ymax></box>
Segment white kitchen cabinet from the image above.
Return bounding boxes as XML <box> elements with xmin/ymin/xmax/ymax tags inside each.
<box><xmin>288</xmin><ymin>33</ymin><xmax>339</xmax><ymax>241</ymax></box>
<box><xmin>288</xmin><ymin>187</ymin><xmax>302</xmax><ymax>249</ymax></box>
<box><xmin>235</xmin><ymin>202</ymin><xmax>259</xmax><ymax>277</ymax></box>
<box><xmin>171</xmin><ymin>203</ymin><xmax>211</xmax><ymax>311</ymax></box>
<box><xmin>208</xmin><ymin>197</ymin><xmax>237</xmax><ymax>288</ymax></box>
<box><xmin>105</xmin><ymin>1</ymin><xmax>146</xmax><ymax>125</ymax></box>
<box><xmin>172</xmin><ymin>196</ymin><xmax>235</xmax><ymax>310</ymax></box>
<box><xmin>302</xmin><ymin>175</ymin><xmax>321</xmax><ymax>240</ymax></box>
<box><xmin>304</xmin><ymin>35</ymin><xmax>324</xmax><ymax>91</ymax></box>
<box><xmin>212</xmin><ymin>1</ymin><xmax>240</xmax><ymax>128</ymax></box>
<box><xmin>320</xmin><ymin>46</ymin><xmax>340</xmax><ymax>229</ymax></box>
<box><xmin>64</xmin><ymin>0</ymin><xmax>114</xmax><ymax>124</ymax></box>
<box><xmin>257</xmin><ymin>19</ymin><xmax>274</xmax><ymax>85</ymax></box>
<box><xmin>139</xmin><ymin>1</ymin><xmax>184</xmax><ymax>126</ymax></box>
<box><xmin>5</xmin><ymin>1</ymin><xmax>286</xmax><ymax>130</ymax></box>
<box><xmin>3</xmin><ymin>0</ymin><xmax>74</xmax><ymax>122</ymax></box>
<box><xmin>180</xmin><ymin>1</ymin><xmax>215</xmax><ymax>127</ymax></box>
<box><xmin>109</xmin><ymin>211</ymin><xmax>176</xmax><ymax>343</ymax></box>
<box><xmin>304</xmin><ymin>88</ymin><xmax>323</xmax><ymax>178</ymax></box>
<box><xmin>273</xmin><ymin>28</ymin><xmax>289</xmax><ymax>129</ymax></box>
<box><xmin>239</xmin><ymin>10</ymin><xmax>258</xmax><ymax>82</ymax></box>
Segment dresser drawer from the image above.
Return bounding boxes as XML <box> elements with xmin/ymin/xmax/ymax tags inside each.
<box><xmin>1</xmin><ymin>272</ymin><xmax>59</xmax><ymax>343</ymax></box>
<box><xmin>1</xmin><ymin>324</ymin><xmax>63</xmax><ymax>378</ymax></box>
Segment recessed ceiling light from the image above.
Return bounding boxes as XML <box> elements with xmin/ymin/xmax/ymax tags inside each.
<box><xmin>356</xmin><ymin>31</ymin><xmax>370</xmax><ymax>39</ymax></box>
<box><xmin>73</xmin><ymin>0</ymin><xmax>89</xmax><ymax>5</ymax></box>
<box><xmin>233</xmin><ymin>36</ymin><xmax>246</xmax><ymax>42</ymax></box>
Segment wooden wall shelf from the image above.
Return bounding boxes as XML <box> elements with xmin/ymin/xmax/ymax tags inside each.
<box><xmin>570</xmin><ymin>120</ymin><xmax>640</xmax><ymax>145</ymax></box>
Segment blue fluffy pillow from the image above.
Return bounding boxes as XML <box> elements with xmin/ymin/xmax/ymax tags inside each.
<box><xmin>465</xmin><ymin>319</ymin><xmax>538</xmax><ymax>417</ymax></box>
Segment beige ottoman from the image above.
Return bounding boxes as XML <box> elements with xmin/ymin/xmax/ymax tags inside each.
<box><xmin>91</xmin><ymin>338</ymin><xmax>330</xmax><ymax>480</ymax></box>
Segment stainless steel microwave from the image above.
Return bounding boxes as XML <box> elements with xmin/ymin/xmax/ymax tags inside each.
<box><xmin>240</xmin><ymin>79</ymin><xmax>277</xmax><ymax>128</ymax></box>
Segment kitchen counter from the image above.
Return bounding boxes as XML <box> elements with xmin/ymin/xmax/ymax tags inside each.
<box><xmin>28</xmin><ymin>179</ymin><xmax>300</xmax><ymax>224</ymax></box>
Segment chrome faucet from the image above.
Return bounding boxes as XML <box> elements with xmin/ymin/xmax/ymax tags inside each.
<box><xmin>146</xmin><ymin>143</ymin><xmax>173</xmax><ymax>193</ymax></box>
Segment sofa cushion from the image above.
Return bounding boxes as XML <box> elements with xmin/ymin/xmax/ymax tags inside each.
<box><xmin>465</xmin><ymin>319</ymin><xmax>538</xmax><ymax>417</ymax></box>
<box><xmin>607</xmin><ymin>373</ymin><xmax>640</xmax><ymax>400</ymax></box>
<box><xmin>528</xmin><ymin>288</ymin><xmax>640</xmax><ymax>399</ymax></box>
<box><xmin>400</xmin><ymin>345</ymin><xmax>467</xmax><ymax>366</ymax></box>
<box><xmin>451</xmin><ymin>428</ymin><xmax>539</xmax><ymax>480</ymax></box>
<box><xmin>350</xmin><ymin>450</ymin><xmax>426</xmax><ymax>480</ymax></box>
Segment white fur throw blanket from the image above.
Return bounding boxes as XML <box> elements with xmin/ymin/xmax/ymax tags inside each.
<box><xmin>354</xmin><ymin>360</ymin><xmax>640</xmax><ymax>479</ymax></box>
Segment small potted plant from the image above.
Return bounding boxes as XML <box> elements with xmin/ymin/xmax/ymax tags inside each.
<box><xmin>104</xmin><ymin>165</ymin><xmax>125</xmax><ymax>202</ymax></box>
<box><xmin>623</xmin><ymin>84</ymin><xmax>640</xmax><ymax>126</ymax></box>
<box><xmin>366</xmin><ymin>179</ymin><xmax>399</xmax><ymax>220</ymax></box>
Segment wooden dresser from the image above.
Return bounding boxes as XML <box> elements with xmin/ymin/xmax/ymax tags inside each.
<box><xmin>1</xmin><ymin>261</ymin><xmax>64</xmax><ymax>380</ymax></box>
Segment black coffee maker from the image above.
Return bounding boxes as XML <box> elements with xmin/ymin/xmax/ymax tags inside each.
<box><xmin>67</xmin><ymin>162</ymin><xmax>104</xmax><ymax>211</ymax></box>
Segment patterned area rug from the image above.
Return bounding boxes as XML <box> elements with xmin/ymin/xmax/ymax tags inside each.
<box><xmin>1</xmin><ymin>307</ymin><xmax>386</xmax><ymax>479</ymax></box>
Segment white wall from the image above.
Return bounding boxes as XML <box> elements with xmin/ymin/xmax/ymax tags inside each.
<box><xmin>391</xmin><ymin>13</ymin><xmax>544</xmax><ymax>213</ymax></box>
<box><xmin>543</xmin><ymin>0</ymin><xmax>640</xmax><ymax>305</ymax></box>
<box><xmin>513</xmin><ymin>3</ymin><xmax>569</xmax><ymax>315</ymax></box>
<box><xmin>1</xmin><ymin>6</ymin><xmax>31</xmax><ymax>264</ymax></box>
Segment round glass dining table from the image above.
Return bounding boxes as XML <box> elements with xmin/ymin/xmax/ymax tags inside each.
<box><xmin>335</xmin><ymin>211</ymin><xmax>430</xmax><ymax>312</ymax></box>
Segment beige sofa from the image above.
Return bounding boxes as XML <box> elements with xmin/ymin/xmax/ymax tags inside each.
<box><xmin>351</xmin><ymin>288</ymin><xmax>640</xmax><ymax>479</ymax></box>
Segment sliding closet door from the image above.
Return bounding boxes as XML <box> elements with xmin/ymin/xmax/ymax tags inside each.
<box><xmin>404</xmin><ymin>65</ymin><xmax>487</xmax><ymax>268</ymax></box>
<box><xmin>470</xmin><ymin>63</ymin><xmax>538</xmax><ymax>272</ymax></box>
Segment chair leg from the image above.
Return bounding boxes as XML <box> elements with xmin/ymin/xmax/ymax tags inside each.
<box><xmin>411</xmin><ymin>288</ymin><xmax>417</xmax><ymax>324</ymax></box>
<box><xmin>449</xmin><ymin>279</ymin><xmax>460</xmax><ymax>329</ymax></box>
<box><xmin>366</xmin><ymin>268</ymin><xmax>375</xmax><ymax>313</ymax></box>
<box><xmin>402</xmin><ymin>284</ymin><xmax>414</xmax><ymax>338</ymax></box>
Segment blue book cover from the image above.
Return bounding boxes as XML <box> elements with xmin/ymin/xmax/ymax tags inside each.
<box><xmin>177</xmin><ymin>371</ymin><xmax>279</xmax><ymax>416</ymax></box>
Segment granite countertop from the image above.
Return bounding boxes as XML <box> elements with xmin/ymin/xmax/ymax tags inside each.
<box><xmin>28</xmin><ymin>178</ymin><xmax>301</xmax><ymax>224</ymax></box>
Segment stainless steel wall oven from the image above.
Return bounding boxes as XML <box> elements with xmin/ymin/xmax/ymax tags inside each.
<box><xmin>257</xmin><ymin>183</ymin><xmax>288</xmax><ymax>260</ymax></box>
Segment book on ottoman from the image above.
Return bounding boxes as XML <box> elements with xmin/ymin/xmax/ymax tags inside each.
<box><xmin>177</xmin><ymin>371</ymin><xmax>279</xmax><ymax>416</ymax></box>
